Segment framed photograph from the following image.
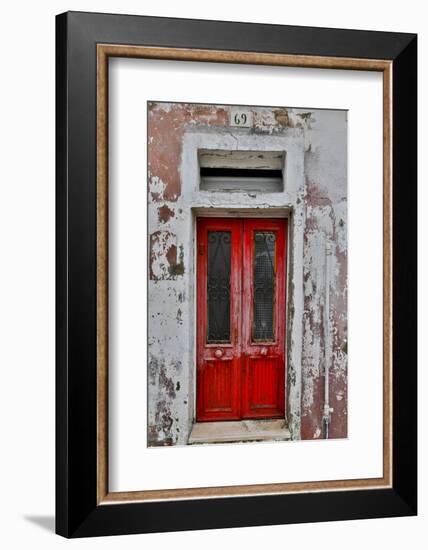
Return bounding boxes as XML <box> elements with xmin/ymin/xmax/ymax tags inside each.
<box><xmin>56</xmin><ymin>11</ymin><xmax>417</xmax><ymax>537</ymax></box>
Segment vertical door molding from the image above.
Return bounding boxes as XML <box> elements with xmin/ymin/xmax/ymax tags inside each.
<box><xmin>286</xmin><ymin>200</ymin><xmax>305</xmax><ymax>439</ymax></box>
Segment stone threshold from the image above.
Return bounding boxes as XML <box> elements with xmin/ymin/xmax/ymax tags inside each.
<box><xmin>188</xmin><ymin>419</ymin><xmax>290</xmax><ymax>444</ymax></box>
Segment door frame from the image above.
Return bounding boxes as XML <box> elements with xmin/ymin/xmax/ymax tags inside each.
<box><xmin>183</xmin><ymin>130</ymin><xmax>306</xmax><ymax>441</ymax></box>
<box><xmin>193</xmin><ymin>210</ymin><xmax>290</xmax><ymax>424</ymax></box>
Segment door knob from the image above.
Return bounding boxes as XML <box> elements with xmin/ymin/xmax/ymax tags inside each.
<box><xmin>214</xmin><ymin>349</ymin><xmax>224</xmax><ymax>358</ymax></box>
<box><xmin>260</xmin><ymin>347</ymin><xmax>268</xmax><ymax>356</ymax></box>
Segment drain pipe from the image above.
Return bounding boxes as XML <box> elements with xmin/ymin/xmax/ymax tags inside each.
<box><xmin>323</xmin><ymin>240</ymin><xmax>334</xmax><ymax>438</ymax></box>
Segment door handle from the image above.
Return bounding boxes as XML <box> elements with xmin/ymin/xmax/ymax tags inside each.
<box><xmin>260</xmin><ymin>347</ymin><xmax>268</xmax><ymax>356</ymax></box>
<box><xmin>214</xmin><ymin>349</ymin><xmax>224</xmax><ymax>358</ymax></box>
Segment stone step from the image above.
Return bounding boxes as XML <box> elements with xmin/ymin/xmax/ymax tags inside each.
<box><xmin>188</xmin><ymin>419</ymin><xmax>291</xmax><ymax>445</ymax></box>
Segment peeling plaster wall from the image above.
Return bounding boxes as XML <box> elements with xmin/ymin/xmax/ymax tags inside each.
<box><xmin>301</xmin><ymin>110</ymin><xmax>348</xmax><ymax>440</ymax></box>
<box><xmin>147</xmin><ymin>102</ymin><xmax>347</xmax><ymax>446</ymax></box>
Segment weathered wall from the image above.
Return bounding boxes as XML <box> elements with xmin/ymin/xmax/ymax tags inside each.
<box><xmin>147</xmin><ymin>102</ymin><xmax>347</xmax><ymax>446</ymax></box>
<box><xmin>301</xmin><ymin>110</ymin><xmax>348</xmax><ymax>440</ymax></box>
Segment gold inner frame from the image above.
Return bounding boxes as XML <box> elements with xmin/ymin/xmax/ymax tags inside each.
<box><xmin>96</xmin><ymin>44</ymin><xmax>393</xmax><ymax>504</ymax></box>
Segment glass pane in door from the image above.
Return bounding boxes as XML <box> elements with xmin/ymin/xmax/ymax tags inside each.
<box><xmin>207</xmin><ymin>231</ymin><xmax>231</xmax><ymax>343</ymax></box>
<box><xmin>252</xmin><ymin>232</ymin><xmax>276</xmax><ymax>341</ymax></box>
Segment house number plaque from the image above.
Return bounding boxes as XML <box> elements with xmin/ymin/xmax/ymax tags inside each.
<box><xmin>230</xmin><ymin>109</ymin><xmax>253</xmax><ymax>127</ymax></box>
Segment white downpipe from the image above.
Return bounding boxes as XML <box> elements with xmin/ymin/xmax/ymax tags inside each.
<box><xmin>323</xmin><ymin>240</ymin><xmax>334</xmax><ymax>438</ymax></box>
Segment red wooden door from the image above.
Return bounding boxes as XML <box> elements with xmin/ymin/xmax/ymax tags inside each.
<box><xmin>196</xmin><ymin>218</ymin><xmax>287</xmax><ymax>422</ymax></box>
<box><xmin>241</xmin><ymin>219</ymin><xmax>286</xmax><ymax>419</ymax></box>
<box><xmin>196</xmin><ymin>219</ymin><xmax>242</xmax><ymax>421</ymax></box>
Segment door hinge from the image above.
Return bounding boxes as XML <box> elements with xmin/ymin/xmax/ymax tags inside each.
<box><xmin>199</xmin><ymin>243</ymin><xmax>205</xmax><ymax>256</ymax></box>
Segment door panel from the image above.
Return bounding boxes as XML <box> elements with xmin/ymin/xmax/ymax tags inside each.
<box><xmin>196</xmin><ymin>218</ymin><xmax>287</xmax><ymax>422</ymax></box>
<box><xmin>246</xmin><ymin>357</ymin><xmax>284</xmax><ymax>412</ymax></box>
<box><xmin>202</xmin><ymin>358</ymin><xmax>234</xmax><ymax>412</ymax></box>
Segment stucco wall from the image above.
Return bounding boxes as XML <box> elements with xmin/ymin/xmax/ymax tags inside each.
<box><xmin>147</xmin><ymin>102</ymin><xmax>347</xmax><ymax>446</ymax></box>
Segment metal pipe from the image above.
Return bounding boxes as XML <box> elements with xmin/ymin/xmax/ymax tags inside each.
<box><xmin>323</xmin><ymin>240</ymin><xmax>334</xmax><ymax>438</ymax></box>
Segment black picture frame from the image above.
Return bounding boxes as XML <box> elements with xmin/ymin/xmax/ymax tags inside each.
<box><xmin>56</xmin><ymin>11</ymin><xmax>417</xmax><ymax>538</ymax></box>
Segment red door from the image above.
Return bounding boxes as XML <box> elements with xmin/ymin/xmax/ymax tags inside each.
<box><xmin>196</xmin><ymin>218</ymin><xmax>287</xmax><ymax>422</ymax></box>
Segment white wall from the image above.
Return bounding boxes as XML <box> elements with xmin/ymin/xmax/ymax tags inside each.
<box><xmin>0</xmin><ymin>0</ymin><xmax>425</xmax><ymax>548</ymax></box>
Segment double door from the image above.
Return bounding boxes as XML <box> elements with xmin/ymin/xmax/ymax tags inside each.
<box><xmin>196</xmin><ymin>218</ymin><xmax>287</xmax><ymax>421</ymax></box>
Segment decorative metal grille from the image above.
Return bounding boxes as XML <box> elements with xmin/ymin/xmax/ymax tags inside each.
<box><xmin>253</xmin><ymin>232</ymin><xmax>276</xmax><ymax>341</ymax></box>
<box><xmin>207</xmin><ymin>231</ymin><xmax>231</xmax><ymax>343</ymax></box>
